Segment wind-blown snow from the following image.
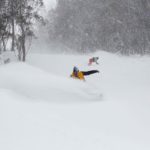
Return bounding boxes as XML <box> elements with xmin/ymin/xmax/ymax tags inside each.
<box><xmin>0</xmin><ymin>51</ymin><xmax>150</xmax><ymax>150</ymax></box>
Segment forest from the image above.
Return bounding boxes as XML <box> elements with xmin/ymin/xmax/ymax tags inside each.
<box><xmin>0</xmin><ymin>0</ymin><xmax>150</xmax><ymax>63</ymax></box>
<box><xmin>48</xmin><ymin>0</ymin><xmax>150</xmax><ymax>54</ymax></box>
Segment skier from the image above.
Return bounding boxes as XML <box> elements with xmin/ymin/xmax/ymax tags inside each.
<box><xmin>70</xmin><ymin>66</ymin><xmax>99</xmax><ymax>81</ymax></box>
<box><xmin>88</xmin><ymin>57</ymin><xmax>99</xmax><ymax>65</ymax></box>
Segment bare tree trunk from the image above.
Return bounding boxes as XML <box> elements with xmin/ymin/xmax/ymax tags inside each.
<box><xmin>19</xmin><ymin>0</ymin><xmax>26</xmax><ymax>62</ymax></box>
<box><xmin>0</xmin><ymin>41</ymin><xmax>2</xmax><ymax>54</ymax></box>
<box><xmin>17</xmin><ymin>37</ymin><xmax>22</xmax><ymax>61</ymax></box>
<box><xmin>11</xmin><ymin>19</ymin><xmax>15</xmax><ymax>51</ymax></box>
<box><xmin>11</xmin><ymin>0</ymin><xmax>15</xmax><ymax>51</ymax></box>
<box><xmin>2</xmin><ymin>35</ymin><xmax>6</xmax><ymax>51</ymax></box>
<box><xmin>21</xmin><ymin>33</ymin><xmax>26</xmax><ymax>62</ymax></box>
<box><xmin>18</xmin><ymin>48</ymin><xmax>22</xmax><ymax>61</ymax></box>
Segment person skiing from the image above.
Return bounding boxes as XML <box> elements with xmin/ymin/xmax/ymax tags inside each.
<box><xmin>88</xmin><ymin>57</ymin><xmax>99</xmax><ymax>65</ymax></box>
<box><xmin>70</xmin><ymin>66</ymin><xmax>99</xmax><ymax>81</ymax></box>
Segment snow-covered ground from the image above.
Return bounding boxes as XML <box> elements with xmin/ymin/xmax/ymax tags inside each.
<box><xmin>0</xmin><ymin>51</ymin><xmax>150</xmax><ymax>150</ymax></box>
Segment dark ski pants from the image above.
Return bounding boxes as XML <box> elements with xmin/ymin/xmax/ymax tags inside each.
<box><xmin>81</xmin><ymin>70</ymin><xmax>99</xmax><ymax>76</ymax></box>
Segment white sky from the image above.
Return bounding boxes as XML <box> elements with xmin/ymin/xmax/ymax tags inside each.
<box><xmin>43</xmin><ymin>0</ymin><xmax>57</xmax><ymax>10</ymax></box>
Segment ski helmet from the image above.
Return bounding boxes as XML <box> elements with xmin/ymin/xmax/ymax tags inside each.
<box><xmin>73</xmin><ymin>66</ymin><xmax>79</xmax><ymax>72</ymax></box>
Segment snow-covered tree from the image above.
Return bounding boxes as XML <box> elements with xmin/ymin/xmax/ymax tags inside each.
<box><xmin>0</xmin><ymin>0</ymin><xmax>44</xmax><ymax>61</ymax></box>
<box><xmin>48</xmin><ymin>0</ymin><xmax>150</xmax><ymax>54</ymax></box>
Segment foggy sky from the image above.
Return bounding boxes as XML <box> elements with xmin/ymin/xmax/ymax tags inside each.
<box><xmin>43</xmin><ymin>0</ymin><xmax>56</xmax><ymax>10</ymax></box>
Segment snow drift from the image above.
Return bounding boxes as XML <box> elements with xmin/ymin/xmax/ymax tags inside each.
<box><xmin>0</xmin><ymin>51</ymin><xmax>150</xmax><ymax>150</ymax></box>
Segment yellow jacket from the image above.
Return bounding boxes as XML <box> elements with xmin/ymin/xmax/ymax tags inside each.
<box><xmin>71</xmin><ymin>71</ymin><xmax>85</xmax><ymax>80</ymax></box>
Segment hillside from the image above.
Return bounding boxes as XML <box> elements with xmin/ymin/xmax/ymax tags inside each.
<box><xmin>0</xmin><ymin>51</ymin><xmax>150</xmax><ymax>150</ymax></box>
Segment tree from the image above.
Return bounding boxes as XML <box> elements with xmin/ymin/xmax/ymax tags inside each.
<box><xmin>0</xmin><ymin>0</ymin><xmax>10</xmax><ymax>53</ymax></box>
<box><xmin>0</xmin><ymin>0</ymin><xmax>44</xmax><ymax>61</ymax></box>
<box><xmin>15</xmin><ymin>0</ymin><xmax>44</xmax><ymax>61</ymax></box>
<box><xmin>48</xmin><ymin>0</ymin><xmax>150</xmax><ymax>55</ymax></box>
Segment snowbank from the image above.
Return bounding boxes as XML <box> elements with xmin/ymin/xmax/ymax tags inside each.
<box><xmin>0</xmin><ymin>51</ymin><xmax>150</xmax><ymax>150</ymax></box>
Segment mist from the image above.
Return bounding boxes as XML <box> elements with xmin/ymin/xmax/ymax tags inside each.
<box><xmin>43</xmin><ymin>0</ymin><xmax>56</xmax><ymax>10</ymax></box>
<box><xmin>33</xmin><ymin>0</ymin><xmax>150</xmax><ymax>55</ymax></box>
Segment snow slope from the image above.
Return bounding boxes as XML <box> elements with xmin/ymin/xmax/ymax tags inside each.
<box><xmin>0</xmin><ymin>51</ymin><xmax>150</xmax><ymax>150</ymax></box>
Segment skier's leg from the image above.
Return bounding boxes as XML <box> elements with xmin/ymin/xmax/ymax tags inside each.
<box><xmin>82</xmin><ymin>70</ymin><xmax>99</xmax><ymax>76</ymax></box>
